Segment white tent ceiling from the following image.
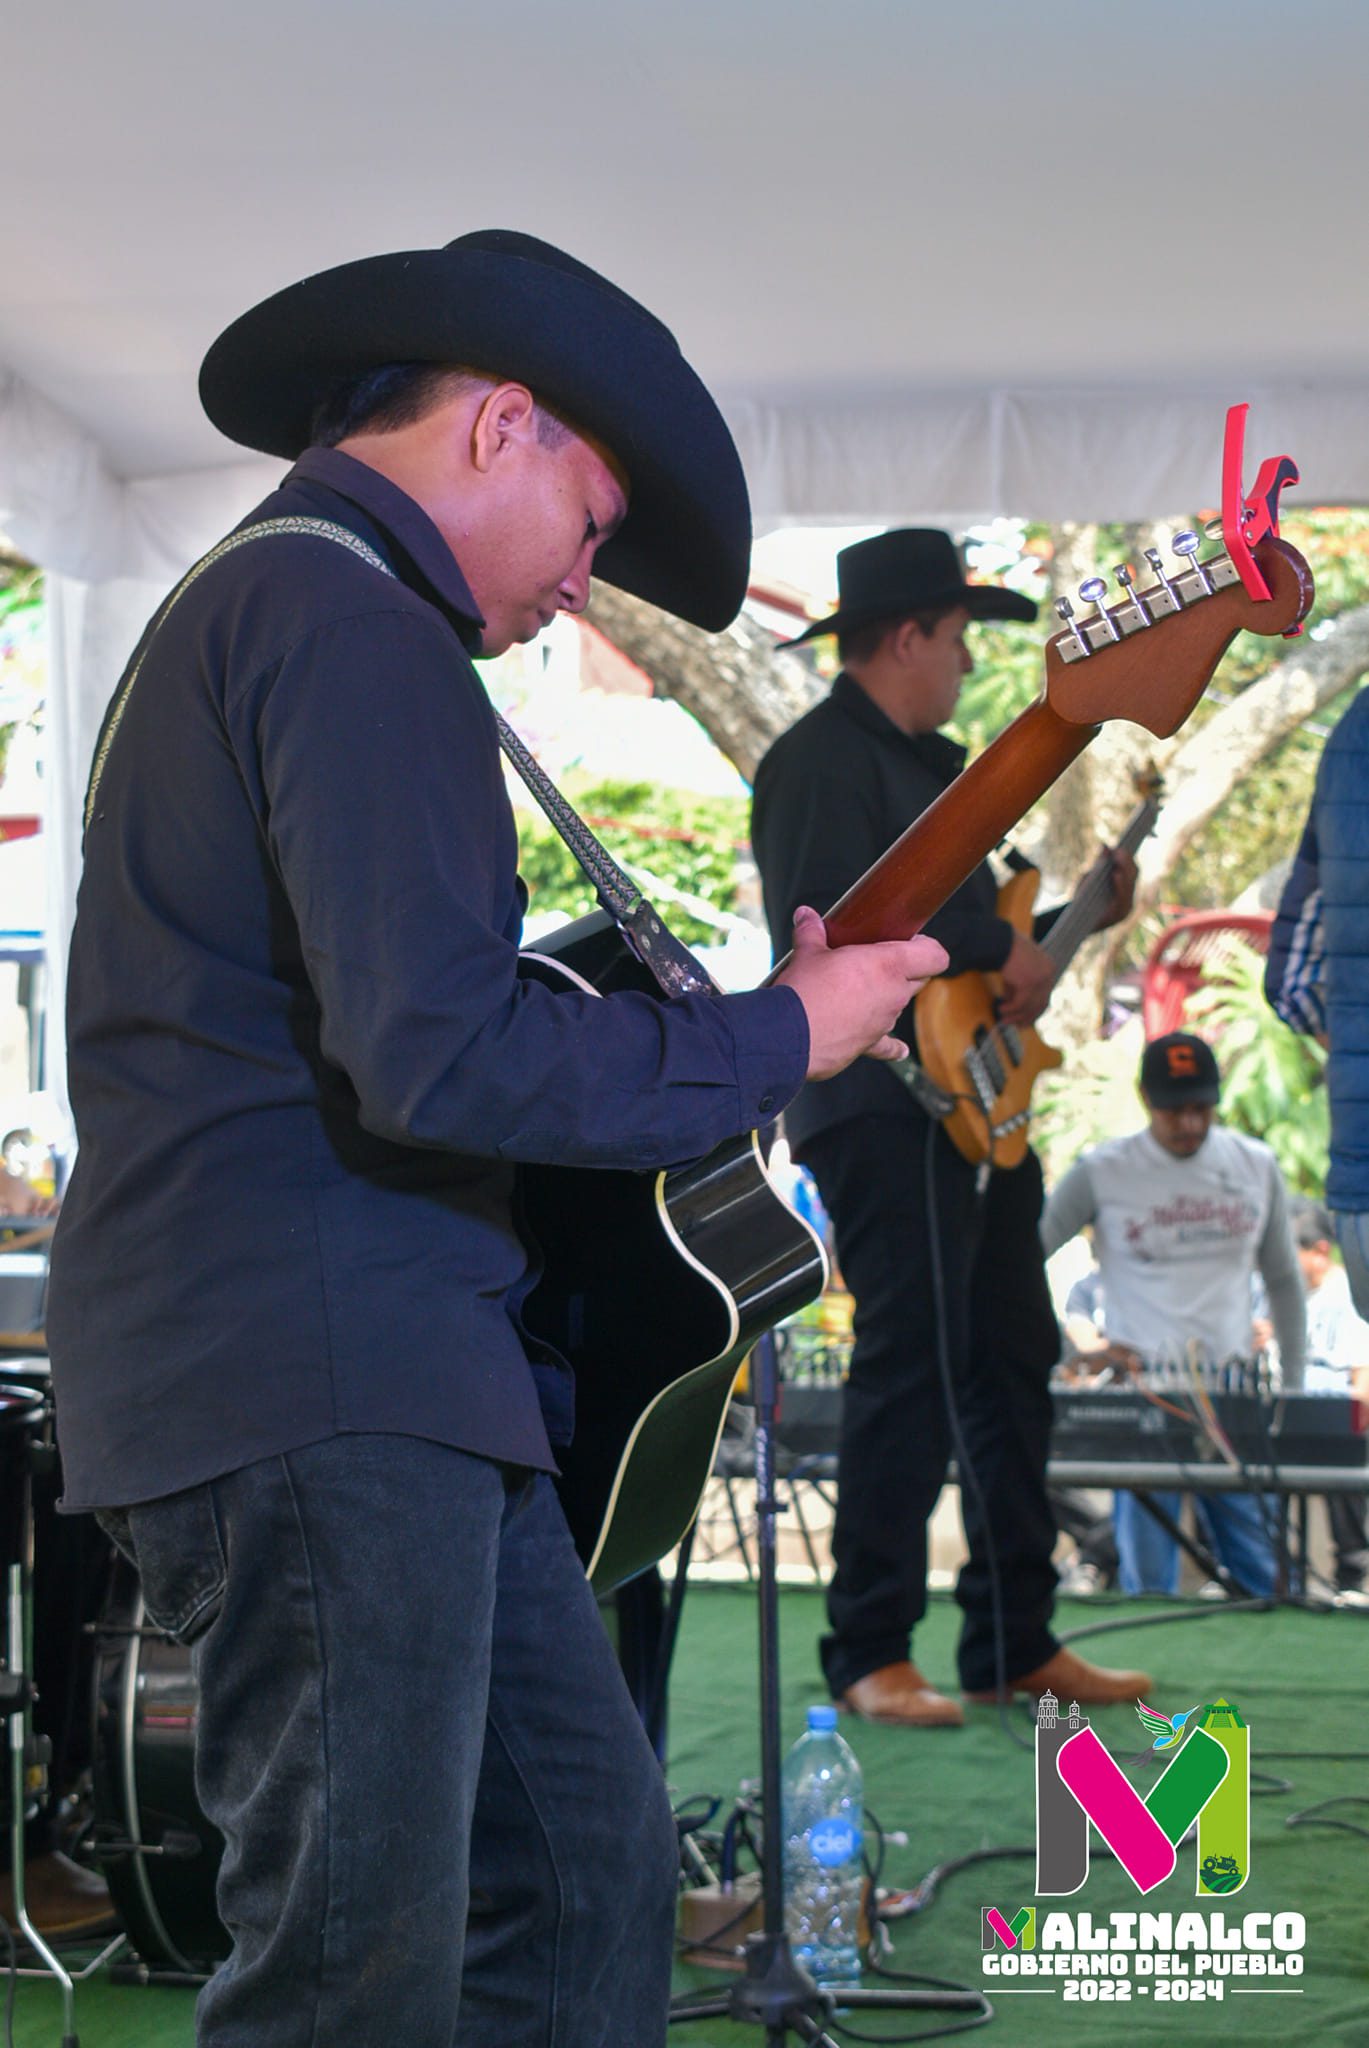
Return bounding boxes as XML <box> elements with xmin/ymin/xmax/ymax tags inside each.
<box><xmin>4</xmin><ymin>0</ymin><xmax>1368</xmax><ymax>1107</ymax></box>
<box><xmin>5</xmin><ymin>0</ymin><xmax>1369</xmax><ymax>568</ymax></box>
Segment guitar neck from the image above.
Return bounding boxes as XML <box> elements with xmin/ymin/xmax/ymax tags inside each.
<box><xmin>763</xmin><ymin>530</ymin><xmax>1312</xmax><ymax>978</ymax></box>
<box><xmin>799</xmin><ymin>696</ymin><xmax>1098</xmax><ymax>955</ymax></box>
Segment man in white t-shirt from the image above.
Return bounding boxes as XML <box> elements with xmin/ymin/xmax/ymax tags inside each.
<box><xmin>1041</xmin><ymin>1033</ymin><xmax>1306</xmax><ymax>1597</ymax></box>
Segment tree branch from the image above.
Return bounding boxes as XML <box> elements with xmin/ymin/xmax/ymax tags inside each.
<box><xmin>583</xmin><ymin>582</ymin><xmax>821</xmax><ymax>782</ymax></box>
<box><xmin>1135</xmin><ymin>604</ymin><xmax>1369</xmax><ymax>906</ymax></box>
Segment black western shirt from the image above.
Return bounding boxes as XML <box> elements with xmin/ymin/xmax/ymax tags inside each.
<box><xmin>750</xmin><ymin>671</ymin><xmax>1028</xmax><ymax>1152</ymax></box>
<box><xmin>48</xmin><ymin>449</ymin><xmax>808</xmax><ymax>1508</ymax></box>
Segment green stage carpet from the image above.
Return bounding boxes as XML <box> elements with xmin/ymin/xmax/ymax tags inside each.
<box><xmin>6</xmin><ymin>1588</ymin><xmax>1366</xmax><ymax>2046</ymax></box>
<box><xmin>668</xmin><ymin>1586</ymin><xmax>1368</xmax><ymax>2047</ymax></box>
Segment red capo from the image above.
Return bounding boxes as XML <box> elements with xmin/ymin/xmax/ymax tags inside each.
<box><xmin>1221</xmin><ymin>402</ymin><xmax>1303</xmax><ymax>633</ymax></box>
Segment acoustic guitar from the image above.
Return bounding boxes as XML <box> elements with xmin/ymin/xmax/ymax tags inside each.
<box><xmin>912</xmin><ymin>774</ymin><xmax>1162</xmax><ymax>1170</ymax></box>
<box><xmin>520</xmin><ymin>531</ymin><xmax>1313</xmax><ymax>1590</ymax></box>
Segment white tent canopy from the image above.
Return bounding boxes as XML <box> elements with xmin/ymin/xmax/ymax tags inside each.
<box><xmin>8</xmin><ymin>1</ymin><xmax>1369</xmax><ymax>556</ymax></box>
<box><xmin>4</xmin><ymin>0</ymin><xmax>1367</xmax><ymax>1101</ymax></box>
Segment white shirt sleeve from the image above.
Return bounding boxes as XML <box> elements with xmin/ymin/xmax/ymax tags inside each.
<box><xmin>1257</xmin><ymin>1162</ymin><xmax>1306</xmax><ymax>1388</ymax></box>
<box><xmin>1041</xmin><ymin>1157</ymin><xmax>1098</xmax><ymax>1262</ymax></box>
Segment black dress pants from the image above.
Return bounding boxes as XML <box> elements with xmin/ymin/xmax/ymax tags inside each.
<box><xmin>800</xmin><ymin>1105</ymin><xmax>1061</xmax><ymax>1697</ymax></box>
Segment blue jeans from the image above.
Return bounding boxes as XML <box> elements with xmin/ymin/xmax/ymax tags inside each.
<box><xmin>103</xmin><ymin>1437</ymin><xmax>678</xmax><ymax>2047</ymax></box>
<box><xmin>1114</xmin><ymin>1487</ymin><xmax>1280</xmax><ymax>1597</ymax></box>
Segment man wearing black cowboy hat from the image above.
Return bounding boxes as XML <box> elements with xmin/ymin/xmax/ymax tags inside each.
<box><xmin>751</xmin><ymin>529</ymin><xmax>1151</xmax><ymax>1727</ymax></box>
<box><xmin>46</xmin><ymin>234</ymin><xmax>947</xmax><ymax>2045</ymax></box>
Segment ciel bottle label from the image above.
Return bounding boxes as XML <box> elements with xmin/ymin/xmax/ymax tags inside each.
<box><xmin>807</xmin><ymin>1818</ymin><xmax>861</xmax><ymax>1868</ymax></box>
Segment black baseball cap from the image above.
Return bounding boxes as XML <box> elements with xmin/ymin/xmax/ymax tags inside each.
<box><xmin>1139</xmin><ymin>1032</ymin><xmax>1221</xmax><ymax>1108</ymax></box>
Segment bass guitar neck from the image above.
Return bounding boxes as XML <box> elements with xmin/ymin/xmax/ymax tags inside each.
<box><xmin>913</xmin><ymin>779</ymin><xmax>1162</xmax><ymax>1169</ymax></box>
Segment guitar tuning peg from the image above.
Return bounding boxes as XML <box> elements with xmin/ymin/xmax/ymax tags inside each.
<box><xmin>1054</xmin><ymin>594</ymin><xmax>1091</xmax><ymax>655</ymax></box>
<box><xmin>1143</xmin><ymin>545</ymin><xmax>1180</xmax><ymax>608</ymax></box>
<box><xmin>1078</xmin><ymin>575</ymin><xmax>1122</xmax><ymax>643</ymax></box>
<box><xmin>1172</xmin><ymin>530</ymin><xmax>1216</xmax><ymax>595</ymax></box>
<box><xmin>1114</xmin><ymin>563</ymin><xmax>1153</xmax><ymax>627</ymax></box>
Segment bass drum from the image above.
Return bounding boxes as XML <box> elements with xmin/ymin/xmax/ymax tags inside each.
<box><xmin>92</xmin><ymin>1552</ymin><xmax>229</xmax><ymax>1973</ymax></box>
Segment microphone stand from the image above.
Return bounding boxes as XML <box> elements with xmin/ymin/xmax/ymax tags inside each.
<box><xmin>668</xmin><ymin>1329</ymin><xmax>983</xmax><ymax>2043</ymax></box>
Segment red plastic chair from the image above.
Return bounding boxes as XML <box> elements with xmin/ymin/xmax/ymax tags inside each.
<box><xmin>1141</xmin><ymin>911</ymin><xmax>1274</xmax><ymax>1039</ymax></box>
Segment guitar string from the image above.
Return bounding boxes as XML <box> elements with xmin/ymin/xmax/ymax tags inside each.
<box><xmin>967</xmin><ymin>835</ymin><xmax>1138</xmax><ymax>1081</ymax></box>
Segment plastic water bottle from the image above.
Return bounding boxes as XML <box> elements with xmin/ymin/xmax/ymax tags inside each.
<box><xmin>781</xmin><ymin>1703</ymin><xmax>864</xmax><ymax>1985</ymax></box>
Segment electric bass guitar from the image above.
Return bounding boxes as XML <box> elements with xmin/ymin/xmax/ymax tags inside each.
<box><xmin>520</xmin><ymin>523</ymin><xmax>1312</xmax><ymax>1591</ymax></box>
<box><xmin>912</xmin><ymin>773</ymin><xmax>1162</xmax><ymax>1170</ymax></box>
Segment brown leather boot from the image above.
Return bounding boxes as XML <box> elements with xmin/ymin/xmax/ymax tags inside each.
<box><xmin>964</xmin><ymin>1644</ymin><xmax>1153</xmax><ymax>1706</ymax></box>
<box><xmin>839</xmin><ymin>1661</ymin><xmax>965</xmax><ymax>1727</ymax></box>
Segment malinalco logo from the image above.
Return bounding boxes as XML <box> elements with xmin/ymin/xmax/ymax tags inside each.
<box><xmin>979</xmin><ymin>1697</ymin><xmax>1307</xmax><ymax>1997</ymax></box>
<box><xmin>1023</xmin><ymin>1692</ymin><xmax>1250</xmax><ymax>1899</ymax></box>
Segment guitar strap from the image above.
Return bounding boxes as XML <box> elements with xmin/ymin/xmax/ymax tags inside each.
<box><xmin>892</xmin><ymin>1058</ymin><xmax>956</xmax><ymax>1123</ymax></box>
<box><xmin>83</xmin><ymin>516</ymin><xmax>716</xmax><ymax>1003</ymax></box>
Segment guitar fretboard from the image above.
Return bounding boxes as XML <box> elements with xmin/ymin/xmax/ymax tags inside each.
<box><xmin>1040</xmin><ymin>792</ymin><xmax>1160</xmax><ymax>972</ymax></box>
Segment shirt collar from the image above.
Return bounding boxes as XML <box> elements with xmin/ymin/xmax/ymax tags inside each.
<box><xmin>830</xmin><ymin>670</ymin><xmax>967</xmax><ymax>777</ymax></box>
<box><xmin>285</xmin><ymin>447</ymin><xmax>486</xmax><ymax>646</ymax></box>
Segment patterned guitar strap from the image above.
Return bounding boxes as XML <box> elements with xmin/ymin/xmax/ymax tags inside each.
<box><xmin>82</xmin><ymin>516</ymin><xmax>716</xmax><ymax>1001</ymax></box>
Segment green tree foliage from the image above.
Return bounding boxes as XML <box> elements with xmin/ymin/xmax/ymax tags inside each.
<box><xmin>1186</xmin><ymin>948</ymin><xmax>1330</xmax><ymax>1196</ymax></box>
<box><xmin>950</xmin><ymin>522</ymin><xmax>1158</xmax><ymax>752</ymax></box>
<box><xmin>946</xmin><ymin>511</ymin><xmax>1369</xmax><ymax>935</ymax></box>
<box><xmin>1167</xmin><ymin>507</ymin><xmax>1369</xmax><ymax>911</ymax></box>
<box><xmin>515</xmin><ymin>776</ymin><xmax>749</xmax><ymax>948</ymax></box>
<box><xmin>1033</xmin><ymin>1022</ymin><xmax>1153</xmax><ymax>1185</ymax></box>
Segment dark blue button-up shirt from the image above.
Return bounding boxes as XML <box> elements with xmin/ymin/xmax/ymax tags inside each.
<box><xmin>48</xmin><ymin>449</ymin><xmax>808</xmax><ymax>1508</ymax></box>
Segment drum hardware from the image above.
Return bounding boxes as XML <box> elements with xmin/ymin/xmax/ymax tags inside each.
<box><xmin>90</xmin><ymin>1557</ymin><xmax>228</xmax><ymax>1978</ymax></box>
<box><xmin>83</xmin><ymin>1622</ymin><xmax>179</xmax><ymax>1642</ymax></box>
<box><xmin>105</xmin><ymin>1957</ymin><xmax>208</xmax><ymax>1989</ymax></box>
<box><xmin>0</xmin><ymin>1671</ymin><xmax>31</xmax><ymax>1709</ymax></box>
<box><xmin>0</xmin><ymin>1380</ymin><xmax>100</xmax><ymax>2045</ymax></box>
<box><xmin>87</xmin><ymin>1827</ymin><xmax>202</xmax><ymax>1862</ymax></box>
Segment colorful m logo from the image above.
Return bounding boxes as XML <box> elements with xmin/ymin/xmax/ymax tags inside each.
<box><xmin>1036</xmin><ymin>1700</ymin><xmax>1249</xmax><ymax>1897</ymax></box>
<box><xmin>982</xmin><ymin>1907</ymin><xmax>1035</xmax><ymax>1951</ymax></box>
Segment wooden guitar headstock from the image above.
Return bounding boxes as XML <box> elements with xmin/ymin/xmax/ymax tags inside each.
<box><xmin>1044</xmin><ymin>534</ymin><xmax>1314</xmax><ymax>737</ymax></box>
<box><xmin>782</xmin><ymin>411</ymin><xmax>1317</xmax><ymax>956</ymax></box>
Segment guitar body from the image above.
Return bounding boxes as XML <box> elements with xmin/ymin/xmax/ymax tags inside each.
<box><xmin>517</xmin><ymin>913</ymin><xmax>827</xmax><ymax>1591</ymax></box>
<box><xmin>914</xmin><ymin>869</ymin><xmax>1063</xmax><ymax>1171</ymax></box>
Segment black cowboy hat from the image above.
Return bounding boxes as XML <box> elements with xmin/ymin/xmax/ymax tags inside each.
<box><xmin>780</xmin><ymin>528</ymin><xmax>1038</xmax><ymax>646</ymax></box>
<box><xmin>198</xmin><ymin>229</ymin><xmax>750</xmax><ymax>632</ymax></box>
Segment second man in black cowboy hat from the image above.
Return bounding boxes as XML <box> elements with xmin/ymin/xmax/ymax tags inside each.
<box><xmin>752</xmin><ymin>529</ymin><xmax>1153</xmax><ymax>1727</ymax></box>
